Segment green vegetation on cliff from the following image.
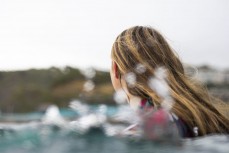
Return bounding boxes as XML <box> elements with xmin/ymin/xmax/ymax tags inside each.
<box><xmin>0</xmin><ymin>66</ymin><xmax>228</xmax><ymax>113</ymax></box>
<box><xmin>0</xmin><ymin>67</ymin><xmax>114</xmax><ymax>113</ymax></box>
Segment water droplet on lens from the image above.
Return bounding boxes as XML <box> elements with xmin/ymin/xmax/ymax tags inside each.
<box><xmin>193</xmin><ymin>126</ymin><xmax>199</xmax><ymax>136</ymax></box>
<box><xmin>69</xmin><ymin>100</ymin><xmax>90</xmax><ymax>115</ymax></box>
<box><xmin>97</xmin><ymin>104</ymin><xmax>107</xmax><ymax>114</ymax></box>
<box><xmin>148</xmin><ymin>67</ymin><xmax>174</xmax><ymax>111</ymax></box>
<box><xmin>135</xmin><ymin>63</ymin><xmax>146</xmax><ymax>74</ymax></box>
<box><xmin>113</xmin><ymin>89</ymin><xmax>127</xmax><ymax>104</ymax></box>
<box><xmin>148</xmin><ymin>77</ymin><xmax>169</xmax><ymax>98</ymax></box>
<box><xmin>81</xmin><ymin>67</ymin><xmax>96</xmax><ymax>79</ymax></box>
<box><xmin>154</xmin><ymin>67</ymin><xmax>167</xmax><ymax>79</ymax></box>
<box><xmin>83</xmin><ymin>80</ymin><xmax>95</xmax><ymax>92</ymax></box>
<box><xmin>184</xmin><ymin>64</ymin><xmax>198</xmax><ymax>78</ymax></box>
<box><xmin>124</xmin><ymin>72</ymin><xmax>136</xmax><ymax>88</ymax></box>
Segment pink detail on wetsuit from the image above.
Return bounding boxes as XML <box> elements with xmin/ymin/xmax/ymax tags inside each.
<box><xmin>140</xmin><ymin>99</ymin><xmax>171</xmax><ymax>139</ymax></box>
<box><xmin>139</xmin><ymin>99</ymin><xmax>194</xmax><ymax>138</ymax></box>
<box><xmin>140</xmin><ymin>99</ymin><xmax>147</xmax><ymax>108</ymax></box>
<box><xmin>123</xmin><ymin>99</ymin><xmax>194</xmax><ymax>138</ymax></box>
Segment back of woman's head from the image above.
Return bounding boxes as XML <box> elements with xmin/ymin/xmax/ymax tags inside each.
<box><xmin>111</xmin><ymin>26</ymin><xmax>229</xmax><ymax>136</ymax></box>
<box><xmin>112</xmin><ymin>26</ymin><xmax>183</xmax><ymax>75</ymax></box>
<box><xmin>112</xmin><ymin>26</ymin><xmax>180</xmax><ymax>99</ymax></box>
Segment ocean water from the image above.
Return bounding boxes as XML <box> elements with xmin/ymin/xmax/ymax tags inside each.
<box><xmin>0</xmin><ymin>101</ymin><xmax>228</xmax><ymax>153</ymax></box>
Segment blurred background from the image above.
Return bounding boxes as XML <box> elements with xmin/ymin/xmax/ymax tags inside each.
<box><xmin>0</xmin><ymin>0</ymin><xmax>228</xmax><ymax>114</ymax></box>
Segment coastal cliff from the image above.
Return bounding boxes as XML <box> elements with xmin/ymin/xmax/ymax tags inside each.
<box><xmin>0</xmin><ymin>66</ymin><xmax>228</xmax><ymax>113</ymax></box>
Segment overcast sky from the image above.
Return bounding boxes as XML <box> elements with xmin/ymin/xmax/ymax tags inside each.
<box><xmin>0</xmin><ymin>0</ymin><xmax>228</xmax><ymax>71</ymax></box>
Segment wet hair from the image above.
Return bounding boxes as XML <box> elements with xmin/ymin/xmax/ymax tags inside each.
<box><xmin>111</xmin><ymin>26</ymin><xmax>229</xmax><ymax>136</ymax></box>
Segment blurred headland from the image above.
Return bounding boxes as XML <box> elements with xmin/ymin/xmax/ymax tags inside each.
<box><xmin>0</xmin><ymin>66</ymin><xmax>114</xmax><ymax>113</ymax></box>
<box><xmin>0</xmin><ymin>65</ymin><xmax>228</xmax><ymax>113</ymax></box>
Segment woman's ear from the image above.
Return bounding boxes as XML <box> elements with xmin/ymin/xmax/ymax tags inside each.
<box><xmin>113</xmin><ymin>62</ymin><xmax>120</xmax><ymax>79</ymax></box>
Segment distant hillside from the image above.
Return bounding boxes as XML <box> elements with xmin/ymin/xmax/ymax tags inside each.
<box><xmin>0</xmin><ymin>67</ymin><xmax>114</xmax><ymax>113</ymax></box>
<box><xmin>0</xmin><ymin>66</ymin><xmax>228</xmax><ymax>113</ymax></box>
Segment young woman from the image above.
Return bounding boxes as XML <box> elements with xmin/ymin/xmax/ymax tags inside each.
<box><xmin>110</xmin><ymin>26</ymin><xmax>229</xmax><ymax>138</ymax></box>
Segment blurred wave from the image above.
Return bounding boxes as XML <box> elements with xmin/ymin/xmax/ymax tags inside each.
<box><xmin>0</xmin><ymin>101</ymin><xmax>228</xmax><ymax>153</ymax></box>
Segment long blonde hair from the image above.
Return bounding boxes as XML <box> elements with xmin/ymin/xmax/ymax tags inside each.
<box><xmin>111</xmin><ymin>26</ymin><xmax>229</xmax><ymax>136</ymax></box>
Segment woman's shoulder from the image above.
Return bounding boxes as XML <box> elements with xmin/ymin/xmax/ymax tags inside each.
<box><xmin>123</xmin><ymin>99</ymin><xmax>196</xmax><ymax>139</ymax></box>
